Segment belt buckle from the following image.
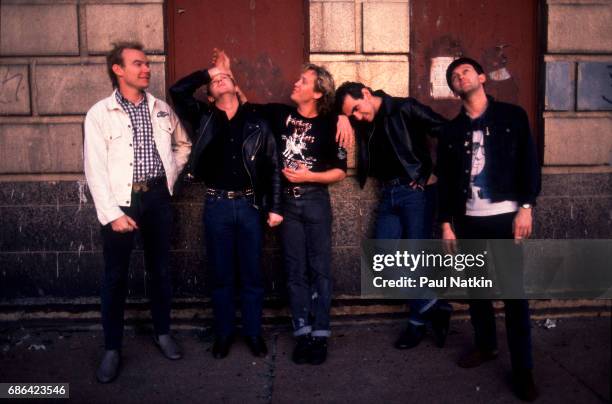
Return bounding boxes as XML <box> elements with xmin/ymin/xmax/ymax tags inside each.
<box><xmin>227</xmin><ymin>191</ymin><xmax>236</xmax><ymax>199</ymax></box>
<box><xmin>133</xmin><ymin>182</ymin><xmax>148</xmax><ymax>193</ymax></box>
<box><xmin>292</xmin><ymin>187</ymin><xmax>301</xmax><ymax>198</ymax></box>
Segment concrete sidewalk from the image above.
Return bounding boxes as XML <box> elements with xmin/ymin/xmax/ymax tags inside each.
<box><xmin>1</xmin><ymin>316</ymin><xmax>610</xmax><ymax>403</ymax></box>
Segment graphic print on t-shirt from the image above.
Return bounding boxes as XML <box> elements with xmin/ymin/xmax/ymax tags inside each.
<box><xmin>281</xmin><ymin>115</ymin><xmax>317</xmax><ymax>169</ymax></box>
<box><xmin>470</xmin><ymin>129</ymin><xmax>487</xmax><ymax>200</ymax></box>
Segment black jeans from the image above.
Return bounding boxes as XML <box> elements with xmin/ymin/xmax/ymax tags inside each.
<box><xmin>204</xmin><ymin>195</ymin><xmax>264</xmax><ymax>337</ymax></box>
<box><xmin>455</xmin><ymin>212</ymin><xmax>533</xmax><ymax>370</ymax></box>
<box><xmin>100</xmin><ymin>182</ymin><xmax>173</xmax><ymax>350</ymax></box>
<box><xmin>280</xmin><ymin>186</ymin><xmax>333</xmax><ymax>337</ymax></box>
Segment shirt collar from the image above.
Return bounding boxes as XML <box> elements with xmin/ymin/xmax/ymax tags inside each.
<box><xmin>107</xmin><ymin>89</ymin><xmax>157</xmax><ymax>112</ymax></box>
<box><xmin>461</xmin><ymin>95</ymin><xmax>496</xmax><ymax>121</ymax></box>
<box><xmin>212</xmin><ymin>102</ymin><xmax>244</xmax><ymax>120</ymax></box>
<box><xmin>115</xmin><ymin>90</ymin><xmax>146</xmax><ymax>108</ymax></box>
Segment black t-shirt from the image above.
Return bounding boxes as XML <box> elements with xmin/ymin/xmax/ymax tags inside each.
<box><xmin>370</xmin><ymin>104</ymin><xmax>406</xmax><ymax>181</ymax></box>
<box><xmin>200</xmin><ymin>104</ymin><xmax>251</xmax><ymax>190</ymax></box>
<box><xmin>256</xmin><ymin>103</ymin><xmax>347</xmax><ymax>184</ymax></box>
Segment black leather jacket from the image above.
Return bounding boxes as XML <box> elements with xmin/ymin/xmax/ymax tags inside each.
<box><xmin>437</xmin><ymin>96</ymin><xmax>541</xmax><ymax>223</ymax></box>
<box><xmin>355</xmin><ymin>90</ymin><xmax>447</xmax><ymax>188</ymax></box>
<box><xmin>169</xmin><ymin>70</ymin><xmax>282</xmax><ymax>214</ymax></box>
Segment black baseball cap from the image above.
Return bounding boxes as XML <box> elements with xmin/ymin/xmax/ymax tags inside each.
<box><xmin>446</xmin><ymin>57</ymin><xmax>485</xmax><ymax>89</ymax></box>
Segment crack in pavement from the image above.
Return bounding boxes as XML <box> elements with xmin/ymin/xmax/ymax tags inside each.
<box><xmin>258</xmin><ymin>332</ymin><xmax>278</xmax><ymax>403</ymax></box>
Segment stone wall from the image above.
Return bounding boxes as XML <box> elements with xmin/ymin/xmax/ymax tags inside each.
<box><xmin>539</xmin><ymin>0</ymin><xmax>612</xmax><ymax>239</ymax></box>
<box><xmin>0</xmin><ymin>0</ymin><xmax>611</xmax><ymax>314</ymax></box>
<box><xmin>309</xmin><ymin>0</ymin><xmax>411</xmax><ymax>96</ymax></box>
<box><xmin>0</xmin><ymin>0</ymin><xmax>165</xmax><ymax>174</ymax></box>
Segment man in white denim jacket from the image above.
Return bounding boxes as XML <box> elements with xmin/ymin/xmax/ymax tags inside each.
<box><xmin>84</xmin><ymin>41</ymin><xmax>191</xmax><ymax>384</ymax></box>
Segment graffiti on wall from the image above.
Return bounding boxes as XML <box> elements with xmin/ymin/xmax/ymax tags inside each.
<box><xmin>0</xmin><ymin>67</ymin><xmax>23</xmax><ymax>104</ymax></box>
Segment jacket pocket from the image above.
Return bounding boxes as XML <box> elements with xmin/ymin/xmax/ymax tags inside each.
<box><xmin>492</xmin><ymin>123</ymin><xmax>518</xmax><ymax>158</ymax></box>
<box><xmin>156</xmin><ymin>119</ymin><xmax>174</xmax><ymax>136</ymax></box>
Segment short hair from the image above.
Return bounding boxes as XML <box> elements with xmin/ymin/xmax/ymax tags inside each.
<box><xmin>303</xmin><ymin>64</ymin><xmax>335</xmax><ymax>115</ymax></box>
<box><xmin>445</xmin><ymin>57</ymin><xmax>485</xmax><ymax>90</ymax></box>
<box><xmin>106</xmin><ymin>41</ymin><xmax>145</xmax><ymax>89</ymax></box>
<box><xmin>334</xmin><ymin>81</ymin><xmax>373</xmax><ymax>113</ymax></box>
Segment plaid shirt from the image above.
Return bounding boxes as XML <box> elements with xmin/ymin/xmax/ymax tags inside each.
<box><xmin>116</xmin><ymin>91</ymin><xmax>165</xmax><ymax>182</ymax></box>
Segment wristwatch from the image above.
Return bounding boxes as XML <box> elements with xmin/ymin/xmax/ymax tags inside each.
<box><xmin>521</xmin><ymin>203</ymin><xmax>532</xmax><ymax>209</ymax></box>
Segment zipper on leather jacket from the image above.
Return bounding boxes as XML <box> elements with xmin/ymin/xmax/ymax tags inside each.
<box><xmin>242</xmin><ymin>127</ymin><xmax>263</xmax><ymax>209</ymax></box>
<box><xmin>185</xmin><ymin>114</ymin><xmax>213</xmax><ymax>180</ymax></box>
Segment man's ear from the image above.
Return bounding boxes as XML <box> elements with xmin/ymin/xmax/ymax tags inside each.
<box><xmin>478</xmin><ymin>73</ymin><xmax>487</xmax><ymax>85</ymax></box>
<box><xmin>313</xmin><ymin>91</ymin><xmax>323</xmax><ymax>101</ymax></box>
<box><xmin>361</xmin><ymin>87</ymin><xmax>371</xmax><ymax>100</ymax></box>
<box><xmin>112</xmin><ymin>64</ymin><xmax>123</xmax><ymax>78</ymax></box>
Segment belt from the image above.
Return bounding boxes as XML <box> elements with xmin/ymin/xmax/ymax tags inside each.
<box><xmin>381</xmin><ymin>177</ymin><xmax>426</xmax><ymax>191</ymax></box>
<box><xmin>132</xmin><ymin>176</ymin><xmax>166</xmax><ymax>193</ymax></box>
<box><xmin>206</xmin><ymin>187</ymin><xmax>254</xmax><ymax>199</ymax></box>
<box><xmin>381</xmin><ymin>177</ymin><xmax>414</xmax><ymax>187</ymax></box>
<box><xmin>283</xmin><ymin>184</ymin><xmax>327</xmax><ymax>198</ymax></box>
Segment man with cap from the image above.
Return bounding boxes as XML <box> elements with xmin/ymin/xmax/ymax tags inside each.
<box><xmin>437</xmin><ymin>57</ymin><xmax>541</xmax><ymax>401</ymax></box>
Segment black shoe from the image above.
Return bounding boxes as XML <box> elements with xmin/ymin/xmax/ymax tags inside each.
<box><xmin>292</xmin><ymin>335</ymin><xmax>311</xmax><ymax>365</ymax></box>
<box><xmin>513</xmin><ymin>369</ymin><xmax>539</xmax><ymax>402</ymax></box>
<box><xmin>96</xmin><ymin>350</ymin><xmax>121</xmax><ymax>383</ymax></box>
<box><xmin>309</xmin><ymin>337</ymin><xmax>328</xmax><ymax>365</ymax></box>
<box><xmin>244</xmin><ymin>335</ymin><xmax>268</xmax><ymax>357</ymax></box>
<box><xmin>457</xmin><ymin>348</ymin><xmax>498</xmax><ymax>368</ymax></box>
<box><xmin>430</xmin><ymin>307</ymin><xmax>452</xmax><ymax>348</ymax></box>
<box><xmin>394</xmin><ymin>324</ymin><xmax>425</xmax><ymax>349</ymax></box>
<box><xmin>212</xmin><ymin>336</ymin><xmax>233</xmax><ymax>359</ymax></box>
<box><xmin>154</xmin><ymin>334</ymin><xmax>182</xmax><ymax>360</ymax></box>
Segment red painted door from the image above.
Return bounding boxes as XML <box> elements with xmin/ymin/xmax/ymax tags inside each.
<box><xmin>166</xmin><ymin>0</ymin><xmax>307</xmax><ymax>104</ymax></box>
<box><xmin>410</xmin><ymin>0</ymin><xmax>540</xmax><ymax>134</ymax></box>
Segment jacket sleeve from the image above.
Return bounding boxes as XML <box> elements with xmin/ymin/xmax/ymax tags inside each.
<box><xmin>354</xmin><ymin>120</ymin><xmax>371</xmax><ymax>188</ymax></box>
<box><xmin>261</xmin><ymin>121</ymin><xmax>283</xmax><ymax>215</ymax></box>
<box><xmin>168</xmin><ymin>70</ymin><xmax>211</xmax><ymax>135</ymax></box>
<box><xmin>169</xmin><ymin>110</ymin><xmax>192</xmax><ymax>176</ymax></box>
<box><xmin>250</xmin><ymin>103</ymin><xmax>292</xmax><ymax>125</ymax></box>
<box><xmin>83</xmin><ymin>108</ymin><xmax>124</xmax><ymax>226</ymax></box>
<box><xmin>435</xmin><ymin>129</ymin><xmax>454</xmax><ymax>224</ymax></box>
<box><xmin>406</xmin><ymin>98</ymin><xmax>448</xmax><ymax>136</ymax></box>
<box><xmin>516</xmin><ymin>107</ymin><xmax>541</xmax><ymax>206</ymax></box>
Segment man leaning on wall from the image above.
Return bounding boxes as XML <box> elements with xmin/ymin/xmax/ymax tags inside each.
<box><xmin>336</xmin><ymin>81</ymin><xmax>453</xmax><ymax>351</ymax></box>
<box><xmin>169</xmin><ymin>54</ymin><xmax>283</xmax><ymax>361</ymax></box>
<box><xmin>83</xmin><ymin>41</ymin><xmax>191</xmax><ymax>383</ymax></box>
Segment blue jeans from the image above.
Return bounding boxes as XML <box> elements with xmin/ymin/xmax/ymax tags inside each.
<box><xmin>280</xmin><ymin>187</ymin><xmax>333</xmax><ymax>338</ymax></box>
<box><xmin>100</xmin><ymin>182</ymin><xmax>173</xmax><ymax>350</ymax></box>
<box><xmin>204</xmin><ymin>196</ymin><xmax>264</xmax><ymax>337</ymax></box>
<box><xmin>374</xmin><ymin>183</ymin><xmax>443</xmax><ymax>326</ymax></box>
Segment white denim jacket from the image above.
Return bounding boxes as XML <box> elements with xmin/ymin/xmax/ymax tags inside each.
<box><xmin>84</xmin><ymin>90</ymin><xmax>191</xmax><ymax>225</ymax></box>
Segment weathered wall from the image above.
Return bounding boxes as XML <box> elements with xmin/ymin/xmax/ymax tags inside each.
<box><xmin>538</xmin><ymin>0</ymin><xmax>612</xmax><ymax>242</ymax></box>
<box><xmin>0</xmin><ymin>1</ymin><xmax>611</xmax><ymax>314</ymax></box>
<box><xmin>309</xmin><ymin>0</ymin><xmax>410</xmax><ymax>96</ymax></box>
